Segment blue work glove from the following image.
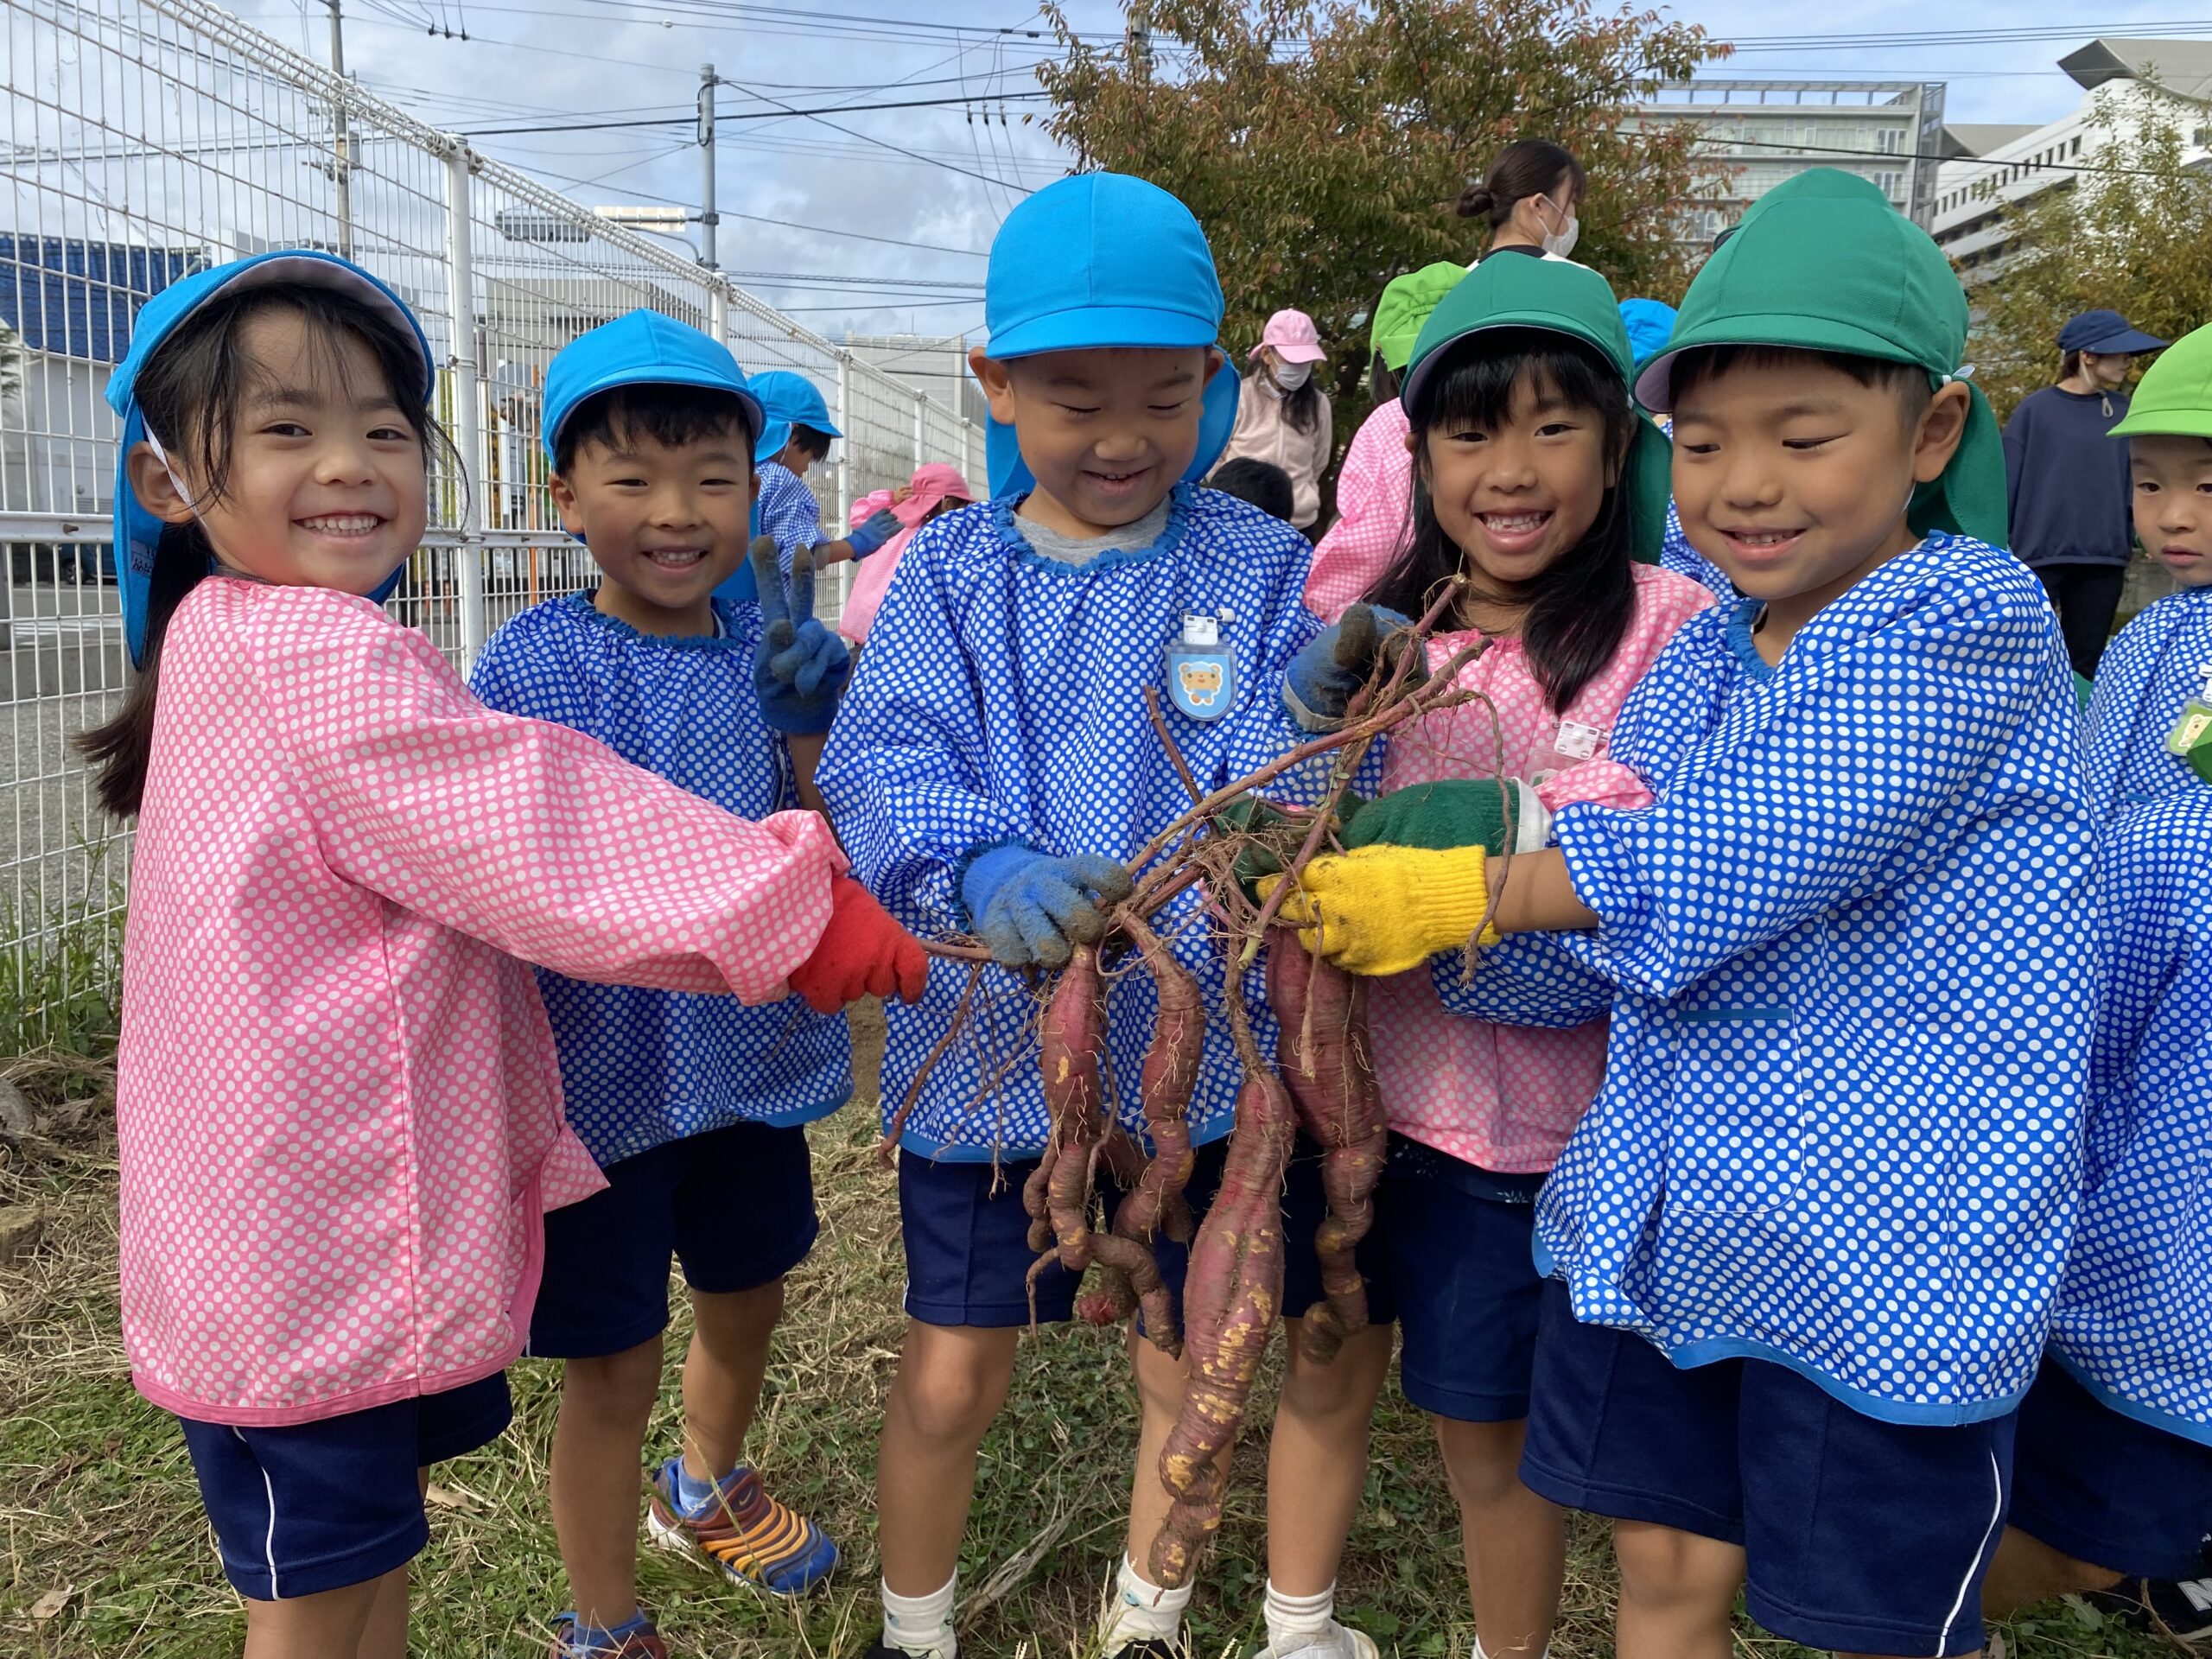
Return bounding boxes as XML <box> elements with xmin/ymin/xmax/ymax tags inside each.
<box><xmin>960</xmin><ymin>843</ymin><xmax>1135</xmax><ymax>969</ymax></box>
<box><xmin>751</xmin><ymin>535</ymin><xmax>851</xmax><ymax>735</ymax></box>
<box><xmin>847</xmin><ymin>508</ymin><xmax>903</xmax><ymax>559</ymax></box>
<box><xmin>1282</xmin><ymin>602</ymin><xmax>1427</xmax><ymax>731</ymax></box>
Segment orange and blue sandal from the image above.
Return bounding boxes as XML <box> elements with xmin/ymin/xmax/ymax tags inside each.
<box><xmin>645</xmin><ymin>1456</ymin><xmax>839</xmax><ymax>1596</ymax></box>
<box><xmin>550</xmin><ymin>1611</ymin><xmax>668</xmax><ymax>1658</ymax></box>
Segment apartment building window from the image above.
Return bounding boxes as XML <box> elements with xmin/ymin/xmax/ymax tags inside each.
<box><xmin>2072</xmin><ymin>135</ymin><xmax>2083</xmax><ymax>156</ymax></box>
<box><xmin>1878</xmin><ymin>128</ymin><xmax>1903</xmax><ymax>155</ymax></box>
<box><xmin>1874</xmin><ymin>170</ymin><xmax>1904</xmax><ymax>199</ymax></box>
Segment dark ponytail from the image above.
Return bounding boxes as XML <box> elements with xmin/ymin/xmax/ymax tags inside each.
<box><xmin>1364</xmin><ymin>329</ymin><xmax>1637</xmax><ymax>716</ymax></box>
<box><xmin>1457</xmin><ymin>139</ymin><xmax>1586</xmax><ymax>230</ymax></box>
<box><xmin>78</xmin><ymin>284</ymin><xmax>445</xmax><ymax>817</ymax></box>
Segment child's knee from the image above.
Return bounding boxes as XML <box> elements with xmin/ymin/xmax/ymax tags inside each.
<box><xmin>1129</xmin><ymin>1335</ymin><xmax>1187</xmax><ymax>1423</ymax></box>
<box><xmin>1277</xmin><ymin>1324</ymin><xmax>1387</xmax><ymax>1423</ymax></box>
<box><xmin>891</xmin><ymin>1332</ymin><xmax>1015</xmax><ymax>1445</ymax></box>
<box><xmin>1613</xmin><ymin>1521</ymin><xmax>1741</xmax><ymax>1611</ymax></box>
<box><xmin>561</xmin><ymin>1338</ymin><xmax>664</xmax><ymax>1426</ymax></box>
<box><xmin>1433</xmin><ymin>1417</ymin><xmax>1530</xmax><ymax>1507</ymax></box>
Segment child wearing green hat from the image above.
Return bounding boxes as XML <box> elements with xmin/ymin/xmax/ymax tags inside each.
<box><xmin>1273</xmin><ymin>168</ymin><xmax>2098</xmax><ymax>1659</ymax></box>
<box><xmin>1265</xmin><ymin>254</ymin><xmax>1715</xmax><ymax>1659</ymax></box>
<box><xmin>1978</xmin><ymin>322</ymin><xmax>2212</xmax><ymax>1624</ymax></box>
<box><xmin>815</xmin><ymin>172</ymin><xmax>1376</xmax><ymax>1659</ymax></box>
<box><xmin>2080</xmin><ymin>321</ymin><xmax>2212</xmax><ymax>819</ymax></box>
<box><xmin>1305</xmin><ymin>261</ymin><xmax>1463</xmax><ymax>620</ymax></box>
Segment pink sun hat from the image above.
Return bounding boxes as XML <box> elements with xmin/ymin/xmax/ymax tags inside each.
<box><xmin>890</xmin><ymin>461</ymin><xmax>975</xmax><ymax>528</ymax></box>
<box><xmin>1249</xmin><ymin>308</ymin><xmax>1326</xmax><ymax>364</ymax></box>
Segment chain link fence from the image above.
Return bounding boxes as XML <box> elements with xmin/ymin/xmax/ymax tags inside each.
<box><xmin>0</xmin><ymin>0</ymin><xmax>988</xmax><ymax>1037</ymax></box>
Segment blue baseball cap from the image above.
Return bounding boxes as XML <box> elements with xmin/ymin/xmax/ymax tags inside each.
<box><xmin>542</xmin><ymin>308</ymin><xmax>764</xmax><ymax>467</ymax></box>
<box><xmin>1617</xmin><ymin>298</ymin><xmax>1678</xmax><ymax>369</ymax></box>
<box><xmin>2058</xmin><ymin>309</ymin><xmax>2167</xmax><ymax>357</ymax></box>
<box><xmin>105</xmin><ymin>251</ymin><xmax>434</xmax><ymax>669</ymax></box>
<box><xmin>979</xmin><ymin>172</ymin><xmax>1240</xmax><ymax>497</ymax></box>
<box><xmin>747</xmin><ymin>368</ymin><xmax>842</xmax><ymax>466</ymax></box>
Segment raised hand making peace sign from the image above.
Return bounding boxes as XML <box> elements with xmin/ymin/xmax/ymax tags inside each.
<box><xmin>749</xmin><ymin>533</ymin><xmax>853</xmax><ymax>735</ymax></box>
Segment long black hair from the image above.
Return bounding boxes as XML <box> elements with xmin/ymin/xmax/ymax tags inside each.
<box><xmin>1366</xmin><ymin>328</ymin><xmax>1637</xmax><ymax>715</ymax></box>
<box><xmin>1255</xmin><ymin>357</ymin><xmax>1325</xmax><ymax>433</ymax></box>
<box><xmin>79</xmin><ymin>284</ymin><xmax>451</xmax><ymax>818</ymax></box>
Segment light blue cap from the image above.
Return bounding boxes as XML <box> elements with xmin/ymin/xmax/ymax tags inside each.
<box><xmin>747</xmin><ymin>367</ymin><xmax>842</xmax><ymax>465</ymax></box>
<box><xmin>105</xmin><ymin>250</ymin><xmax>434</xmax><ymax>669</ymax></box>
<box><xmin>979</xmin><ymin>172</ymin><xmax>1240</xmax><ymax>497</ymax></box>
<box><xmin>1617</xmin><ymin>298</ymin><xmax>1678</xmax><ymax>370</ymax></box>
<box><xmin>542</xmin><ymin>308</ymin><xmax>764</xmax><ymax>466</ymax></box>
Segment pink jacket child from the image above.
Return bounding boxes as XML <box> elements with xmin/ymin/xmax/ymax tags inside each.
<box><xmin>1374</xmin><ymin>564</ymin><xmax>1713</xmax><ymax>1171</ymax></box>
<box><xmin>837</xmin><ymin>462</ymin><xmax>975</xmax><ymax>644</ymax></box>
<box><xmin>99</xmin><ymin>257</ymin><xmax>923</xmax><ymax>1441</ymax></box>
<box><xmin>1304</xmin><ymin>398</ymin><xmax>1413</xmax><ymax>623</ymax></box>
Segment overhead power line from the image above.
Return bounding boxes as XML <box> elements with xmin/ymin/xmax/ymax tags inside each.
<box><xmin>457</xmin><ymin>89</ymin><xmax>1050</xmax><ymax>138</ymax></box>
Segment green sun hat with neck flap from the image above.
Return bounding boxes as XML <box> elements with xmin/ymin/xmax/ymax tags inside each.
<box><xmin>1397</xmin><ymin>254</ymin><xmax>1670</xmax><ymax>564</ymax></box>
<box><xmin>1630</xmin><ymin>167</ymin><xmax>2005</xmax><ymax>549</ymax></box>
<box><xmin>2112</xmin><ymin>321</ymin><xmax>2212</xmax><ymax>440</ymax></box>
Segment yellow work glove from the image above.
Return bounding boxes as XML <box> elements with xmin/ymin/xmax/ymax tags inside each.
<box><xmin>1259</xmin><ymin>842</ymin><xmax>1497</xmax><ymax>976</ymax></box>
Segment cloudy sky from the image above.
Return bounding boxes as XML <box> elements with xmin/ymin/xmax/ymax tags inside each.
<box><xmin>223</xmin><ymin>0</ymin><xmax>2203</xmax><ymax>346</ymax></box>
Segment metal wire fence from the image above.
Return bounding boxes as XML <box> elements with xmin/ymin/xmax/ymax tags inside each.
<box><xmin>0</xmin><ymin>0</ymin><xmax>988</xmax><ymax>1037</ymax></box>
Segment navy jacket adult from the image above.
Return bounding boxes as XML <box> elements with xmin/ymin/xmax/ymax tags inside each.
<box><xmin>2003</xmin><ymin>384</ymin><xmax>2134</xmax><ymax>569</ymax></box>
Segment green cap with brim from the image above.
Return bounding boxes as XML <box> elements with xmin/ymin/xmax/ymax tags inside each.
<box><xmin>2112</xmin><ymin>321</ymin><xmax>2212</xmax><ymax>441</ymax></box>
<box><xmin>1371</xmin><ymin>261</ymin><xmax>1470</xmax><ymax>376</ymax></box>
<box><xmin>1631</xmin><ymin>168</ymin><xmax>2007</xmax><ymax>550</ymax></box>
<box><xmin>1398</xmin><ymin>254</ymin><xmax>1670</xmax><ymax>564</ymax></box>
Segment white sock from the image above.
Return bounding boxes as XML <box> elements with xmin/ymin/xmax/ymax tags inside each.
<box><xmin>1099</xmin><ymin>1554</ymin><xmax>1194</xmax><ymax>1649</ymax></box>
<box><xmin>1265</xmin><ymin>1580</ymin><xmax>1338</xmax><ymax>1647</ymax></box>
<box><xmin>1471</xmin><ymin>1642</ymin><xmax>1552</xmax><ymax>1659</ymax></box>
<box><xmin>881</xmin><ymin>1573</ymin><xmax>957</xmax><ymax>1658</ymax></box>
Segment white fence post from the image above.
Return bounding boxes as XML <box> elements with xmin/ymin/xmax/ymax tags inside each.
<box><xmin>442</xmin><ymin>143</ymin><xmax>488</xmax><ymax>672</ymax></box>
<box><xmin>834</xmin><ymin>353</ymin><xmax>854</xmax><ymax>613</ymax></box>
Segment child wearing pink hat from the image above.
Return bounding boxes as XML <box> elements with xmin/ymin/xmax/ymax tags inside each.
<box><xmin>1212</xmin><ymin>307</ymin><xmax>1334</xmax><ymax>530</ymax></box>
<box><xmin>838</xmin><ymin>462</ymin><xmax>976</xmax><ymax>645</ymax></box>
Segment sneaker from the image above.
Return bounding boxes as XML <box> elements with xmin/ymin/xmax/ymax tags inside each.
<box><xmin>549</xmin><ymin>1612</ymin><xmax>669</xmax><ymax>1659</ymax></box>
<box><xmin>2145</xmin><ymin>1574</ymin><xmax>2212</xmax><ymax>1645</ymax></box>
<box><xmin>861</xmin><ymin>1643</ymin><xmax>953</xmax><ymax>1659</ymax></box>
<box><xmin>1249</xmin><ymin>1626</ymin><xmax>1380</xmax><ymax>1659</ymax></box>
<box><xmin>644</xmin><ymin>1456</ymin><xmax>839</xmax><ymax>1596</ymax></box>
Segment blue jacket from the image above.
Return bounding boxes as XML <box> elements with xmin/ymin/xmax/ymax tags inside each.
<box><xmin>1537</xmin><ymin>535</ymin><xmax>2097</xmax><ymax>1423</ymax></box>
<box><xmin>2082</xmin><ymin>586</ymin><xmax>2212</xmax><ymax>820</ymax></box>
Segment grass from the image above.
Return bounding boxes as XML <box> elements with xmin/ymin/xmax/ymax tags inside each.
<box><xmin>0</xmin><ymin>1005</ymin><xmax>2187</xmax><ymax>1659</ymax></box>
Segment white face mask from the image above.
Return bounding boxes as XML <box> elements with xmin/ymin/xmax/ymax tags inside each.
<box><xmin>1272</xmin><ymin>359</ymin><xmax>1313</xmax><ymax>391</ymax></box>
<box><xmin>1536</xmin><ymin>194</ymin><xmax>1580</xmax><ymax>259</ymax></box>
<box><xmin>143</xmin><ymin>429</ymin><xmax>197</xmax><ymax>511</ymax></box>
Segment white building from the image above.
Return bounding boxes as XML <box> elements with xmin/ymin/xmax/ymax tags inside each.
<box><xmin>1931</xmin><ymin>38</ymin><xmax>2212</xmax><ymax>280</ymax></box>
<box><xmin>1624</xmin><ymin>79</ymin><xmax>1948</xmax><ymax>248</ymax></box>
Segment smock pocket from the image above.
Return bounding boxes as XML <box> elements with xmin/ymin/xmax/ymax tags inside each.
<box><xmin>1664</xmin><ymin>1010</ymin><xmax>1802</xmax><ymax>1216</ymax></box>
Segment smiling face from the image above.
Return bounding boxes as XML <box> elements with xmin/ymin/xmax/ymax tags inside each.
<box><xmin>1669</xmin><ymin>347</ymin><xmax>1969</xmax><ymax>641</ymax></box>
<box><xmin>971</xmin><ymin>344</ymin><xmax>1221</xmax><ymax>537</ymax></box>
<box><xmin>552</xmin><ymin>417</ymin><xmax>758</xmax><ymax>635</ymax></box>
<box><xmin>1414</xmin><ymin>359</ymin><xmax>1615</xmax><ymax>605</ymax></box>
<box><xmin>129</xmin><ymin>306</ymin><xmax>429</xmax><ymax>596</ymax></box>
<box><xmin>2131</xmin><ymin>433</ymin><xmax>2212</xmax><ymax>588</ymax></box>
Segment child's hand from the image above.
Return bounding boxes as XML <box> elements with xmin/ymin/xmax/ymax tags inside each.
<box><xmin>961</xmin><ymin>844</ymin><xmax>1134</xmax><ymax>969</ymax></box>
<box><xmin>847</xmin><ymin>508</ymin><xmax>903</xmax><ymax>559</ymax></box>
<box><xmin>786</xmin><ymin>874</ymin><xmax>930</xmax><ymax>1013</ymax></box>
<box><xmin>1260</xmin><ymin>844</ymin><xmax>1495</xmax><ymax>976</ymax></box>
<box><xmin>752</xmin><ymin>536</ymin><xmax>852</xmax><ymax>735</ymax></box>
<box><xmin>1282</xmin><ymin>603</ymin><xmax>1427</xmax><ymax>731</ymax></box>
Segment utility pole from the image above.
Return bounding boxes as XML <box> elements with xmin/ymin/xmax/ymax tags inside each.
<box><xmin>698</xmin><ymin>63</ymin><xmax>719</xmax><ymax>272</ymax></box>
<box><xmin>326</xmin><ymin>0</ymin><xmax>353</xmax><ymax>258</ymax></box>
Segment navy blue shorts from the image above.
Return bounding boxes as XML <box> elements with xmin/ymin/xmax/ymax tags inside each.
<box><xmin>2010</xmin><ymin>1357</ymin><xmax>2212</xmax><ymax>1580</ymax></box>
<box><xmin>899</xmin><ymin>1129</ymin><xmax>1392</xmax><ymax>1331</ymax></box>
<box><xmin>530</xmin><ymin>1122</ymin><xmax>818</xmax><ymax>1358</ymax></box>
<box><xmin>178</xmin><ymin>1374</ymin><xmax>512</xmax><ymax>1600</ymax></box>
<box><xmin>1373</xmin><ymin>1135</ymin><xmax>1545</xmax><ymax>1422</ymax></box>
<box><xmin>1522</xmin><ymin>1281</ymin><xmax>2017</xmax><ymax>1657</ymax></box>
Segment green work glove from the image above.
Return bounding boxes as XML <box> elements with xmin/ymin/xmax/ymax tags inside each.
<box><xmin>1340</xmin><ymin>778</ymin><xmax>1550</xmax><ymax>854</ymax></box>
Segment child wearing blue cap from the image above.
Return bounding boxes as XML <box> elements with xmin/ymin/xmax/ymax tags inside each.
<box><xmin>1275</xmin><ymin>171</ymin><xmax>2098</xmax><ymax>1659</ymax></box>
<box><xmin>748</xmin><ymin>368</ymin><xmax>901</xmax><ymax>578</ymax></box>
<box><xmin>84</xmin><ymin>257</ymin><xmax>925</xmax><ymax>1658</ymax></box>
<box><xmin>815</xmin><ymin>172</ymin><xmax>1360</xmax><ymax>1659</ymax></box>
<box><xmin>467</xmin><ymin>311</ymin><xmax>873</xmax><ymax>1657</ymax></box>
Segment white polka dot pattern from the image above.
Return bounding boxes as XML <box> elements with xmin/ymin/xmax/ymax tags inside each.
<box><xmin>1370</xmin><ymin>565</ymin><xmax>1713</xmax><ymax>1173</ymax></box>
<box><xmin>758</xmin><ymin>461</ymin><xmax>824</xmax><ymax>576</ymax></box>
<box><xmin>2082</xmin><ymin>587</ymin><xmax>2212</xmax><ymax>819</ymax></box>
<box><xmin>2051</xmin><ymin>791</ymin><xmax>2212</xmax><ymax>1440</ymax></box>
<box><xmin>470</xmin><ymin>594</ymin><xmax>853</xmax><ymax>1166</ymax></box>
<box><xmin>1659</xmin><ymin>500</ymin><xmax>1737</xmax><ymax>601</ymax></box>
<box><xmin>116</xmin><ymin>579</ymin><xmax>842</xmax><ymax>1425</ymax></box>
<box><xmin>1535</xmin><ymin>535</ymin><xmax>2099</xmax><ymax>1421</ymax></box>
<box><xmin>816</xmin><ymin>485</ymin><xmax>1375</xmax><ymax>1159</ymax></box>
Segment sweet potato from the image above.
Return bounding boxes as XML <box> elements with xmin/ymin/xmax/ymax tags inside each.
<box><xmin>1267</xmin><ymin>927</ymin><xmax>1386</xmax><ymax>1364</ymax></box>
<box><xmin>1149</xmin><ymin>1066</ymin><xmax>1294</xmax><ymax>1586</ymax></box>
<box><xmin>1033</xmin><ymin>945</ymin><xmax>1108</xmax><ymax>1274</ymax></box>
<box><xmin>1115</xmin><ymin>918</ymin><xmax>1203</xmax><ymax>1249</ymax></box>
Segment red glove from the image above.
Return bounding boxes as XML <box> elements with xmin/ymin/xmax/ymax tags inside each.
<box><xmin>785</xmin><ymin>874</ymin><xmax>931</xmax><ymax>1014</ymax></box>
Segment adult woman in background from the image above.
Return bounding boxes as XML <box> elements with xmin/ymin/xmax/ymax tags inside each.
<box><xmin>1459</xmin><ymin>138</ymin><xmax>1585</xmax><ymax>264</ymax></box>
<box><xmin>1215</xmin><ymin>308</ymin><xmax>1334</xmax><ymax>532</ymax></box>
